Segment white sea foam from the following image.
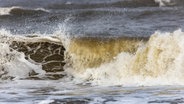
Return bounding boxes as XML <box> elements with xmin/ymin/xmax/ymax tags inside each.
<box><xmin>0</xmin><ymin>43</ymin><xmax>45</xmax><ymax>79</ymax></box>
<box><xmin>154</xmin><ymin>0</ymin><xmax>176</xmax><ymax>6</ymax></box>
<box><xmin>38</xmin><ymin>100</ymin><xmax>54</xmax><ymax>104</ymax></box>
<box><xmin>0</xmin><ymin>29</ymin><xmax>49</xmax><ymax>80</ymax></box>
<box><xmin>0</xmin><ymin>6</ymin><xmax>28</xmax><ymax>15</ymax></box>
<box><xmin>0</xmin><ymin>7</ymin><xmax>15</xmax><ymax>15</ymax></box>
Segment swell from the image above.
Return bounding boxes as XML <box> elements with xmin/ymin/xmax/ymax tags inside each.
<box><xmin>47</xmin><ymin>0</ymin><xmax>159</xmax><ymax>9</ymax></box>
<box><xmin>9</xmin><ymin>8</ymin><xmax>49</xmax><ymax>16</ymax></box>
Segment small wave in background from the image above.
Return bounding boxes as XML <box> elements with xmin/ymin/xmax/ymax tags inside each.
<box><xmin>0</xmin><ymin>7</ymin><xmax>49</xmax><ymax>16</ymax></box>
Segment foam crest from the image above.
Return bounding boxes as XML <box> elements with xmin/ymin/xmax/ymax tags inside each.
<box><xmin>66</xmin><ymin>30</ymin><xmax>184</xmax><ymax>86</ymax></box>
<box><xmin>0</xmin><ymin>7</ymin><xmax>13</xmax><ymax>15</ymax></box>
<box><xmin>154</xmin><ymin>0</ymin><xmax>183</xmax><ymax>6</ymax></box>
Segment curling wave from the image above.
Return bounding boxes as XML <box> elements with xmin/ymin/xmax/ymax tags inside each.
<box><xmin>0</xmin><ymin>29</ymin><xmax>64</xmax><ymax>80</ymax></box>
<box><xmin>2</xmin><ymin>29</ymin><xmax>184</xmax><ymax>86</ymax></box>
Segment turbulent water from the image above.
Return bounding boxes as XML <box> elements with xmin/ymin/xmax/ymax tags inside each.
<box><xmin>1</xmin><ymin>0</ymin><xmax>184</xmax><ymax>104</ymax></box>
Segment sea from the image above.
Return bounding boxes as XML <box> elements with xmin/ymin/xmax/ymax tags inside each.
<box><xmin>0</xmin><ymin>0</ymin><xmax>184</xmax><ymax>104</ymax></box>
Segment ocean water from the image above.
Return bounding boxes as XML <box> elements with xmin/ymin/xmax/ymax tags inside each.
<box><xmin>0</xmin><ymin>0</ymin><xmax>184</xmax><ymax>104</ymax></box>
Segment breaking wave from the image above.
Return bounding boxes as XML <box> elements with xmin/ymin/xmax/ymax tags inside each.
<box><xmin>0</xmin><ymin>6</ymin><xmax>49</xmax><ymax>16</ymax></box>
<box><xmin>1</xmin><ymin>29</ymin><xmax>184</xmax><ymax>86</ymax></box>
<box><xmin>65</xmin><ymin>29</ymin><xmax>184</xmax><ymax>86</ymax></box>
<box><xmin>0</xmin><ymin>29</ymin><xmax>64</xmax><ymax>80</ymax></box>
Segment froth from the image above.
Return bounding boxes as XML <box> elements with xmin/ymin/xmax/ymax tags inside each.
<box><xmin>0</xmin><ymin>29</ymin><xmax>63</xmax><ymax>80</ymax></box>
<box><xmin>154</xmin><ymin>0</ymin><xmax>180</xmax><ymax>6</ymax></box>
<box><xmin>0</xmin><ymin>43</ymin><xmax>45</xmax><ymax>80</ymax></box>
<box><xmin>0</xmin><ymin>7</ymin><xmax>13</xmax><ymax>15</ymax></box>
